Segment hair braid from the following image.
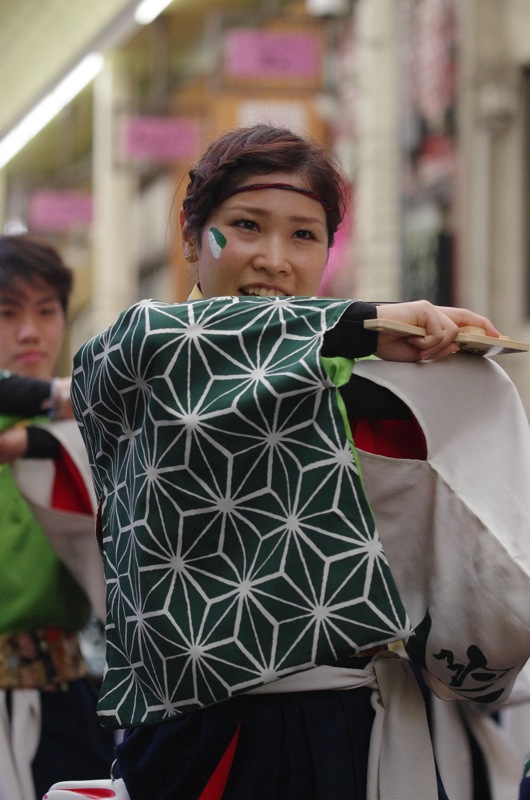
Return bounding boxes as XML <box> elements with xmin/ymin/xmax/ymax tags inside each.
<box><xmin>182</xmin><ymin>124</ymin><xmax>347</xmax><ymax>247</ymax></box>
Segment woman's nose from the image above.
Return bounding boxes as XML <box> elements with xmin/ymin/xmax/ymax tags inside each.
<box><xmin>253</xmin><ymin>239</ymin><xmax>291</xmax><ymax>274</ymax></box>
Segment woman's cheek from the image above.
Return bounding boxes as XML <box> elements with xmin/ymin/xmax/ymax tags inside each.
<box><xmin>207</xmin><ymin>227</ymin><xmax>227</xmax><ymax>260</ymax></box>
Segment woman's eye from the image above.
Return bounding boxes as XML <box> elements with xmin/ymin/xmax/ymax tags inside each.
<box><xmin>235</xmin><ymin>219</ymin><xmax>259</xmax><ymax>231</ymax></box>
<box><xmin>293</xmin><ymin>229</ymin><xmax>315</xmax><ymax>240</ymax></box>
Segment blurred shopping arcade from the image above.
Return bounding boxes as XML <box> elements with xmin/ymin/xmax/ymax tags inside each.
<box><xmin>1</xmin><ymin>0</ymin><xmax>530</xmax><ymax>411</ymax></box>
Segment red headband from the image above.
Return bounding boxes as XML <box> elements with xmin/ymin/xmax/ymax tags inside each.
<box><xmin>216</xmin><ymin>183</ymin><xmax>332</xmax><ymax>212</ymax></box>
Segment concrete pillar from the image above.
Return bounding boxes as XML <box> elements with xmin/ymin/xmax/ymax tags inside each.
<box><xmin>458</xmin><ymin>0</ymin><xmax>518</xmax><ymax>317</ymax></box>
<box><xmin>457</xmin><ymin>0</ymin><xmax>530</xmax><ymax>414</ymax></box>
<box><xmin>91</xmin><ymin>55</ymin><xmax>137</xmax><ymax>335</ymax></box>
<box><xmin>354</xmin><ymin>0</ymin><xmax>401</xmax><ymax>301</ymax></box>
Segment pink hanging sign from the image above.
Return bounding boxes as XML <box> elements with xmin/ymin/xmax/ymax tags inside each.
<box><xmin>225</xmin><ymin>30</ymin><xmax>321</xmax><ymax>80</ymax></box>
<box><xmin>122</xmin><ymin>116</ymin><xmax>201</xmax><ymax>162</ymax></box>
<box><xmin>28</xmin><ymin>190</ymin><xmax>93</xmax><ymax>232</ymax></box>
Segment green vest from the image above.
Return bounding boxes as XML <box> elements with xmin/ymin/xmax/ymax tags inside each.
<box><xmin>0</xmin><ymin>406</ymin><xmax>90</xmax><ymax>634</ymax></box>
<box><xmin>72</xmin><ymin>296</ymin><xmax>410</xmax><ymax>728</ymax></box>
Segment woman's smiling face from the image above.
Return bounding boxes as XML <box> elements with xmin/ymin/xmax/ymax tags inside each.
<box><xmin>182</xmin><ymin>172</ymin><xmax>329</xmax><ymax>299</ymax></box>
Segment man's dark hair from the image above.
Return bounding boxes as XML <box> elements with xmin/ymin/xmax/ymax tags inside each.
<box><xmin>0</xmin><ymin>235</ymin><xmax>73</xmax><ymax>312</ymax></box>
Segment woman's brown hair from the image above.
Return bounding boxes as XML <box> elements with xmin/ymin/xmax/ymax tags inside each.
<box><xmin>182</xmin><ymin>124</ymin><xmax>348</xmax><ymax>247</ymax></box>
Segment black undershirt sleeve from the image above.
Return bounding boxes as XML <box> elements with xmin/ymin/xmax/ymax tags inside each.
<box><xmin>321</xmin><ymin>301</ymin><xmax>378</xmax><ymax>359</ymax></box>
<box><xmin>0</xmin><ymin>374</ymin><xmax>63</xmax><ymax>458</ymax></box>
<box><xmin>322</xmin><ymin>301</ymin><xmax>412</xmax><ymax>420</ymax></box>
<box><xmin>26</xmin><ymin>428</ymin><xmax>62</xmax><ymax>459</ymax></box>
<box><xmin>0</xmin><ymin>374</ymin><xmax>52</xmax><ymax>416</ymax></box>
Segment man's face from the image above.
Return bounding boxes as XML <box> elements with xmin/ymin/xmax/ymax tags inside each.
<box><xmin>0</xmin><ymin>279</ymin><xmax>65</xmax><ymax>380</ymax></box>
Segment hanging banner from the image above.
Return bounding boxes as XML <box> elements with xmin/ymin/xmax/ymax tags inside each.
<box><xmin>224</xmin><ymin>28</ymin><xmax>322</xmax><ymax>88</ymax></box>
<box><xmin>28</xmin><ymin>190</ymin><xmax>93</xmax><ymax>232</ymax></box>
<box><xmin>121</xmin><ymin>115</ymin><xmax>201</xmax><ymax>163</ymax></box>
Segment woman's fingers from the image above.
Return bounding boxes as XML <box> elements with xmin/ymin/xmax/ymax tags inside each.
<box><xmin>374</xmin><ymin>301</ymin><xmax>499</xmax><ymax>362</ymax></box>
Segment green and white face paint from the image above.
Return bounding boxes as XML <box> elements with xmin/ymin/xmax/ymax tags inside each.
<box><xmin>208</xmin><ymin>227</ymin><xmax>227</xmax><ymax>259</ymax></box>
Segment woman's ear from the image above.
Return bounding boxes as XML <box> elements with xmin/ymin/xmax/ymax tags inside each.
<box><xmin>179</xmin><ymin>207</ymin><xmax>186</xmax><ymax>233</ymax></box>
<box><xmin>180</xmin><ymin>211</ymin><xmax>198</xmax><ymax>263</ymax></box>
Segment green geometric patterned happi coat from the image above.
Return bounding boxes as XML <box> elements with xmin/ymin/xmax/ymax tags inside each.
<box><xmin>72</xmin><ymin>296</ymin><xmax>410</xmax><ymax>728</ymax></box>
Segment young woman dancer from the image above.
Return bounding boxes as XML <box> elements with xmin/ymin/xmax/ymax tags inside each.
<box><xmin>70</xmin><ymin>124</ymin><xmax>518</xmax><ymax>800</ymax></box>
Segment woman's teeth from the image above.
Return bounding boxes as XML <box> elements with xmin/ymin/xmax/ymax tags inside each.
<box><xmin>243</xmin><ymin>287</ymin><xmax>286</xmax><ymax>297</ymax></box>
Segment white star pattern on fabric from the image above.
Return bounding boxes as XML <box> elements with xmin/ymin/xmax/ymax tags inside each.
<box><xmin>72</xmin><ymin>296</ymin><xmax>410</xmax><ymax>728</ymax></box>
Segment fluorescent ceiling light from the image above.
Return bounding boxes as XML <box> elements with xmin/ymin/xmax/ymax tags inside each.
<box><xmin>0</xmin><ymin>52</ymin><xmax>104</xmax><ymax>169</ymax></box>
<box><xmin>135</xmin><ymin>0</ymin><xmax>173</xmax><ymax>25</ymax></box>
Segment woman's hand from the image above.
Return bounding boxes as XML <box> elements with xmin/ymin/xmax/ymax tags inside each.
<box><xmin>375</xmin><ymin>300</ymin><xmax>500</xmax><ymax>362</ymax></box>
<box><xmin>0</xmin><ymin>426</ymin><xmax>28</xmax><ymax>462</ymax></box>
